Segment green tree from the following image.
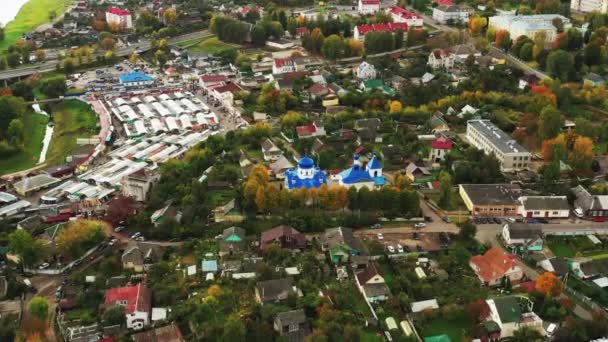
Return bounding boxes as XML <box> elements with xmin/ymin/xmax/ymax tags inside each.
<box><xmin>459</xmin><ymin>221</ymin><xmax>477</xmax><ymax>240</ymax></box>
<box><xmin>438</xmin><ymin>171</ymin><xmax>452</xmax><ymax>209</ymax></box>
<box><xmin>6</xmin><ymin>119</ymin><xmax>24</xmax><ymax>145</ymax></box>
<box><xmin>221</xmin><ymin>316</ymin><xmax>246</xmax><ymax>341</ymax></box>
<box><xmin>541</xmin><ymin>161</ymin><xmax>560</xmax><ymax>189</ymax></box>
<box><xmin>584</xmin><ymin>41</ymin><xmax>602</xmax><ymax>66</ymax></box>
<box><xmin>29</xmin><ymin>297</ymin><xmax>49</xmax><ymax>321</ymax></box>
<box><xmin>546</xmin><ymin>49</ymin><xmax>574</xmax><ymax>81</ymax></box>
<box><xmin>394</xmin><ymin>28</ymin><xmax>404</xmax><ymax>49</ymax></box>
<box><xmin>538</xmin><ymin>106</ymin><xmax>563</xmax><ymax>140</ymax></box>
<box><xmin>10</xmin><ymin>81</ymin><xmax>33</xmax><ymax>101</ymax></box>
<box><xmin>512</xmin><ymin>326</ymin><xmax>544</xmax><ymax>342</ymax></box>
<box><xmin>321</xmin><ymin>34</ymin><xmax>344</xmax><ymax>60</ymax></box>
<box><xmin>519</xmin><ymin>42</ymin><xmax>534</xmax><ymax>61</ymax></box>
<box><xmin>0</xmin><ymin>57</ymin><xmax>7</xmax><ymax>70</ymax></box>
<box><xmin>40</xmin><ymin>77</ymin><xmax>67</xmax><ymax>98</ymax></box>
<box><xmin>8</xmin><ymin>229</ymin><xmax>45</xmax><ymax>268</ymax></box>
<box><xmin>251</xmin><ymin>25</ymin><xmax>267</xmax><ymax>46</ymax></box>
<box><xmin>103</xmin><ymin>306</ymin><xmax>125</xmax><ymax>326</ymax></box>
<box><xmin>6</xmin><ymin>52</ymin><xmax>20</xmax><ymax>68</ymax></box>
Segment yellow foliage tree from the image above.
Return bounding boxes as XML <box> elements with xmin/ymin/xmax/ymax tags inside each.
<box><xmin>570</xmin><ymin>136</ymin><xmax>594</xmax><ymax>174</ymax></box>
<box><xmin>56</xmin><ymin>220</ymin><xmax>108</xmax><ymax>258</ymax></box>
<box><xmin>347</xmin><ymin>39</ymin><xmax>364</xmax><ymax>56</ymax></box>
<box><xmin>207</xmin><ymin>284</ymin><xmax>221</xmax><ymax>298</ymax></box>
<box><xmin>389</xmin><ymin>101</ymin><xmax>402</xmax><ymax>113</ymax></box>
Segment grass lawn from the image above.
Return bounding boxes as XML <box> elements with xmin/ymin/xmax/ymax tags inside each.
<box><xmin>189</xmin><ymin>37</ymin><xmax>240</xmax><ymax>54</ymax></box>
<box><xmin>547</xmin><ymin>236</ymin><xmax>604</xmax><ymax>258</ymax></box>
<box><xmin>0</xmin><ymin>0</ymin><xmax>74</xmax><ymax>52</ymax></box>
<box><xmin>426</xmin><ymin>189</ymin><xmax>468</xmax><ymax>212</ymax></box>
<box><xmin>417</xmin><ymin>311</ymin><xmax>472</xmax><ymax>342</ymax></box>
<box><xmin>46</xmin><ymin>100</ymin><xmax>97</xmax><ymax>166</ymax></box>
<box><xmin>174</xmin><ymin>37</ymin><xmax>206</xmax><ymax>49</ymax></box>
<box><xmin>0</xmin><ymin>112</ymin><xmax>47</xmax><ymax>175</ymax></box>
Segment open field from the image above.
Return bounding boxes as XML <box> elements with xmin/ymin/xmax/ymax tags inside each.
<box><xmin>46</xmin><ymin>100</ymin><xmax>97</xmax><ymax>166</ymax></box>
<box><xmin>0</xmin><ymin>0</ymin><xmax>74</xmax><ymax>52</ymax></box>
<box><xmin>189</xmin><ymin>37</ymin><xmax>241</xmax><ymax>54</ymax></box>
<box><xmin>0</xmin><ymin>112</ymin><xmax>47</xmax><ymax>175</ymax></box>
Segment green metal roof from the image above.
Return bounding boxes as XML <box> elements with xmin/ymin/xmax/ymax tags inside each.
<box><xmin>493</xmin><ymin>296</ymin><xmax>522</xmax><ymax>324</ymax></box>
<box><xmin>424</xmin><ymin>334</ymin><xmax>452</xmax><ymax>342</ymax></box>
<box><xmin>362</xmin><ymin>79</ymin><xmax>383</xmax><ymax>89</ymax></box>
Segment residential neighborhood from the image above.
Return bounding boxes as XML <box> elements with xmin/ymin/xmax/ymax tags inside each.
<box><xmin>2</xmin><ymin>0</ymin><xmax>608</xmax><ymax>341</ymax></box>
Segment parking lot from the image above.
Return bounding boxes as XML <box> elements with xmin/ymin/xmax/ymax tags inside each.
<box><xmin>359</xmin><ymin>231</ymin><xmax>450</xmax><ymax>254</ymax></box>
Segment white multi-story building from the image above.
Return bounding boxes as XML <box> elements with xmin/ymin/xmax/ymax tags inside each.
<box><xmin>466</xmin><ymin>119</ymin><xmax>531</xmax><ymax>172</ymax></box>
<box><xmin>571</xmin><ymin>0</ymin><xmax>608</xmax><ymax>13</ymax></box>
<box><xmin>105</xmin><ymin>7</ymin><xmax>133</xmax><ymax>30</ymax></box>
<box><xmin>432</xmin><ymin>5</ymin><xmax>474</xmax><ymax>24</ymax></box>
<box><xmin>358</xmin><ymin>0</ymin><xmax>380</xmax><ymax>14</ymax></box>
<box><xmin>387</xmin><ymin>6</ymin><xmax>423</xmax><ymax>27</ymax></box>
<box><xmin>488</xmin><ymin>14</ymin><xmax>571</xmax><ymax>42</ymax></box>
<box><xmin>356</xmin><ymin>61</ymin><xmax>377</xmax><ymax>80</ymax></box>
<box><xmin>427</xmin><ymin>49</ymin><xmax>455</xmax><ymax>69</ymax></box>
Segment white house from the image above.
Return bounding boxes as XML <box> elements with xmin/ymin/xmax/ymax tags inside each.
<box><xmin>387</xmin><ymin>6</ymin><xmax>423</xmax><ymax>27</ymax></box>
<box><xmin>356</xmin><ymin>61</ymin><xmax>377</xmax><ymax>80</ymax></box>
<box><xmin>518</xmin><ymin>196</ymin><xmax>570</xmax><ymax>218</ymax></box>
<box><xmin>104</xmin><ymin>284</ymin><xmax>151</xmax><ymax>330</ymax></box>
<box><xmin>501</xmin><ymin>223</ymin><xmax>544</xmax><ymax>252</ymax></box>
<box><xmin>428</xmin><ymin>137</ymin><xmax>453</xmax><ymax>162</ymax></box>
<box><xmin>358</xmin><ymin>0</ymin><xmax>380</xmax><ymax>14</ymax></box>
<box><xmin>105</xmin><ymin>7</ymin><xmax>133</xmax><ymax>30</ymax></box>
<box><xmin>428</xmin><ymin>49</ymin><xmax>455</xmax><ymax>69</ymax></box>
<box><xmin>432</xmin><ymin>5</ymin><xmax>474</xmax><ymax>24</ymax></box>
<box><xmin>272</xmin><ymin>58</ymin><xmax>296</xmax><ymax>74</ymax></box>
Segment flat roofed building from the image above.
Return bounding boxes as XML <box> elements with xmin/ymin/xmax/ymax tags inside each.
<box><xmin>488</xmin><ymin>14</ymin><xmax>571</xmax><ymax>42</ymax></box>
<box><xmin>459</xmin><ymin>183</ymin><xmax>522</xmax><ymax>217</ymax></box>
<box><xmin>466</xmin><ymin>119</ymin><xmax>531</xmax><ymax>172</ymax></box>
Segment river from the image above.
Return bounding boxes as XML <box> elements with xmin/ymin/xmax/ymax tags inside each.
<box><xmin>1</xmin><ymin>0</ymin><xmax>30</xmax><ymax>27</ymax></box>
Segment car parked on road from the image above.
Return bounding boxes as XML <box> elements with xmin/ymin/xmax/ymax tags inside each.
<box><xmin>114</xmin><ymin>226</ymin><xmax>125</xmax><ymax>232</ymax></box>
<box><xmin>397</xmin><ymin>244</ymin><xmax>404</xmax><ymax>253</ymax></box>
<box><xmin>387</xmin><ymin>245</ymin><xmax>395</xmax><ymax>253</ymax></box>
<box><xmin>38</xmin><ymin>263</ymin><xmax>50</xmax><ymax>270</ymax></box>
<box><xmin>130</xmin><ymin>232</ymin><xmax>141</xmax><ymax>239</ymax></box>
<box><xmin>413</xmin><ymin>232</ymin><xmax>420</xmax><ymax>240</ymax></box>
<box><xmin>108</xmin><ymin>238</ymin><xmax>118</xmax><ymax>246</ymax></box>
<box><xmin>414</xmin><ymin>223</ymin><xmax>426</xmax><ymax>228</ymax></box>
<box><xmin>135</xmin><ymin>236</ymin><xmax>146</xmax><ymax>242</ymax></box>
<box><xmin>377</xmin><ymin>233</ymin><xmax>384</xmax><ymax>240</ymax></box>
<box><xmin>371</xmin><ymin>223</ymin><xmax>382</xmax><ymax>229</ymax></box>
<box><xmin>442</xmin><ymin>216</ymin><xmax>451</xmax><ymax>223</ymax></box>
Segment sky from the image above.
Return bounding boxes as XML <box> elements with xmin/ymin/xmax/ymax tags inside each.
<box><xmin>1</xmin><ymin>0</ymin><xmax>29</xmax><ymax>27</ymax></box>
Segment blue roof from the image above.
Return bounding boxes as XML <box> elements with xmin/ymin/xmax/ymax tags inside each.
<box><xmin>119</xmin><ymin>72</ymin><xmax>153</xmax><ymax>83</ymax></box>
<box><xmin>339</xmin><ymin>164</ymin><xmax>374</xmax><ymax>184</ymax></box>
<box><xmin>368</xmin><ymin>154</ymin><xmax>382</xmax><ymax>169</ymax></box>
<box><xmin>202</xmin><ymin>260</ymin><xmax>218</xmax><ymax>272</ymax></box>
<box><xmin>285</xmin><ymin>168</ymin><xmax>327</xmax><ymax>190</ymax></box>
<box><xmin>298</xmin><ymin>156</ymin><xmax>314</xmax><ymax>169</ymax></box>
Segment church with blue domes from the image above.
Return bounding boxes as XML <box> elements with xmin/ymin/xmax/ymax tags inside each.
<box><xmin>284</xmin><ymin>156</ymin><xmax>328</xmax><ymax>190</ymax></box>
<box><xmin>337</xmin><ymin>154</ymin><xmax>386</xmax><ymax>189</ymax></box>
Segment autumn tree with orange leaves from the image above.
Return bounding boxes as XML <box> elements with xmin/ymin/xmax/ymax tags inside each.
<box><xmin>535</xmin><ymin>272</ymin><xmax>562</xmax><ymax>297</ymax></box>
<box><xmin>495</xmin><ymin>29</ymin><xmax>511</xmax><ymax>50</ymax></box>
<box><xmin>56</xmin><ymin>220</ymin><xmax>108</xmax><ymax>258</ymax></box>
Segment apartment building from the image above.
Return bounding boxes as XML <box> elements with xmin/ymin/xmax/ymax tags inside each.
<box><xmin>466</xmin><ymin>119</ymin><xmax>530</xmax><ymax>172</ymax></box>
<box><xmin>488</xmin><ymin>14</ymin><xmax>571</xmax><ymax>42</ymax></box>
<box><xmin>432</xmin><ymin>5</ymin><xmax>474</xmax><ymax>24</ymax></box>
<box><xmin>571</xmin><ymin>0</ymin><xmax>608</xmax><ymax>13</ymax></box>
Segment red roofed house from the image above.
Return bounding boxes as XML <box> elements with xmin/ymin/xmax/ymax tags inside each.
<box><xmin>239</xmin><ymin>5</ymin><xmax>264</xmax><ymax>18</ymax></box>
<box><xmin>358</xmin><ymin>0</ymin><xmax>381</xmax><ymax>14</ymax></box>
<box><xmin>428</xmin><ymin>49</ymin><xmax>455</xmax><ymax>69</ymax></box>
<box><xmin>469</xmin><ymin>247</ymin><xmax>523</xmax><ymax>287</ymax></box>
<box><xmin>200</xmin><ymin>74</ymin><xmax>227</xmax><ymax>88</ymax></box>
<box><xmin>260</xmin><ymin>225</ymin><xmax>307</xmax><ymax>251</ymax></box>
<box><xmin>105</xmin><ymin>284</ymin><xmax>151</xmax><ymax>330</ymax></box>
<box><xmin>433</xmin><ymin>0</ymin><xmax>455</xmax><ymax>5</ymax></box>
<box><xmin>211</xmin><ymin>82</ymin><xmax>243</xmax><ymax>105</ymax></box>
<box><xmin>296</xmin><ymin>121</ymin><xmax>326</xmax><ymax>139</ymax></box>
<box><xmin>106</xmin><ymin>8</ymin><xmax>133</xmax><ymax>30</ymax></box>
<box><xmin>387</xmin><ymin>6</ymin><xmax>423</xmax><ymax>27</ymax></box>
<box><xmin>354</xmin><ymin>23</ymin><xmax>409</xmax><ymax>41</ymax></box>
<box><xmin>295</xmin><ymin>27</ymin><xmax>309</xmax><ymax>38</ymax></box>
<box><xmin>429</xmin><ymin>136</ymin><xmax>453</xmax><ymax>162</ymax></box>
<box><xmin>273</xmin><ymin>58</ymin><xmax>296</xmax><ymax>74</ymax></box>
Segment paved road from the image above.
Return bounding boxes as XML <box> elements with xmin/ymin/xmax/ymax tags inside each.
<box><xmin>0</xmin><ymin>31</ymin><xmax>214</xmax><ymax>81</ymax></box>
<box><xmin>489</xmin><ymin>46</ymin><xmax>551</xmax><ymax>80</ymax></box>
